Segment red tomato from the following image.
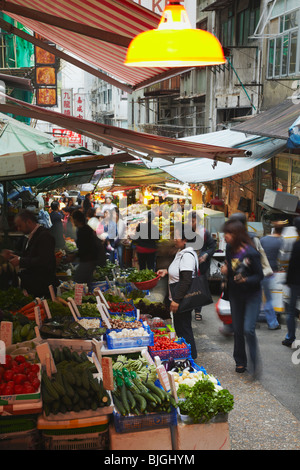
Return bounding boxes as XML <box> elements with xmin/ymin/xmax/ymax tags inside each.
<box><xmin>14</xmin><ymin>385</ymin><xmax>24</xmax><ymax>394</ymax></box>
<box><xmin>15</xmin><ymin>355</ymin><xmax>26</xmax><ymax>363</ymax></box>
<box><xmin>30</xmin><ymin>364</ymin><xmax>40</xmax><ymax>374</ymax></box>
<box><xmin>13</xmin><ymin>374</ymin><xmax>26</xmax><ymax>385</ymax></box>
<box><xmin>23</xmin><ymin>384</ymin><xmax>35</xmax><ymax>394</ymax></box>
<box><xmin>31</xmin><ymin>378</ymin><xmax>40</xmax><ymax>390</ymax></box>
<box><xmin>3</xmin><ymin>370</ymin><xmax>14</xmax><ymax>382</ymax></box>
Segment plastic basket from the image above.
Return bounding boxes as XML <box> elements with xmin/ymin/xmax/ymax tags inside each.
<box><xmin>41</xmin><ymin>430</ymin><xmax>109</xmax><ymax>450</ymax></box>
<box><xmin>132</xmin><ymin>275</ymin><xmax>160</xmax><ymax>291</ymax></box>
<box><xmin>148</xmin><ymin>338</ymin><xmax>191</xmax><ymax>361</ymax></box>
<box><xmin>113</xmin><ymin>406</ymin><xmax>177</xmax><ymax>433</ymax></box>
<box><xmin>0</xmin><ymin>414</ymin><xmax>37</xmax><ymax>434</ymax></box>
<box><xmin>108</xmin><ymin>300</ymin><xmax>137</xmax><ymax>317</ymax></box>
<box><xmin>106</xmin><ymin>325</ymin><xmax>154</xmax><ymax>349</ymax></box>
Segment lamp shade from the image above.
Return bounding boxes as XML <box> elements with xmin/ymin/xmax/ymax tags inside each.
<box><xmin>124</xmin><ymin>2</ymin><xmax>226</xmax><ymax>67</ymax></box>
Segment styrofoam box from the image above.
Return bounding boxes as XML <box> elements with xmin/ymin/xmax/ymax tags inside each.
<box><xmin>263</xmin><ymin>189</ymin><xmax>299</xmax><ymax>212</ymax></box>
<box><xmin>0</xmin><ymin>151</ymin><xmax>38</xmax><ymax>176</ymax></box>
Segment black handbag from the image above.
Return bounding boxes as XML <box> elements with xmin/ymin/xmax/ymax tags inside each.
<box><xmin>169</xmin><ymin>252</ymin><xmax>213</xmax><ymax>313</ymax></box>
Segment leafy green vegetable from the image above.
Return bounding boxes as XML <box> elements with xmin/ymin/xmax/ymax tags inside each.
<box><xmin>178</xmin><ymin>377</ymin><xmax>234</xmax><ymax>423</ymax></box>
<box><xmin>127</xmin><ymin>269</ymin><xmax>157</xmax><ymax>283</ymax></box>
<box><xmin>0</xmin><ymin>287</ymin><xmax>34</xmax><ymax>311</ymax></box>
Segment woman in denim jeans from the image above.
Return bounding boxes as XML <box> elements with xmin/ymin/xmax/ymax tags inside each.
<box><xmin>221</xmin><ymin>220</ymin><xmax>264</xmax><ymax>376</ymax></box>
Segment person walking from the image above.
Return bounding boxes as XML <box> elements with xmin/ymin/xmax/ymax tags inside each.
<box><xmin>220</xmin><ymin>219</ymin><xmax>263</xmax><ymax>376</ymax></box>
<box><xmin>157</xmin><ymin>223</ymin><xmax>199</xmax><ymax>359</ymax></box>
<box><xmin>187</xmin><ymin>211</ymin><xmax>216</xmax><ymax>321</ymax></box>
<box><xmin>260</xmin><ymin>221</ymin><xmax>287</xmax><ymax>330</ymax></box>
<box><xmin>71</xmin><ymin>209</ymin><xmax>99</xmax><ymax>287</ymax></box>
<box><xmin>282</xmin><ymin>217</ymin><xmax>300</xmax><ymax>347</ymax></box>
<box><xmin>9</xmin><ymin>209</ymin><xmax>59</xmax><ymax>297</ymax></box>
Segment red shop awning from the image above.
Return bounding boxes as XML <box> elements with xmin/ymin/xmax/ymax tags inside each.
<box><xmin>0</xmin><ymin>93</ymin><xmax>249</xmax><ymax>162</ymax></box>
<box><xmin>0</xmin><ymin>0</ymin><xmax>190</xmax><ymax>91</ymax></box>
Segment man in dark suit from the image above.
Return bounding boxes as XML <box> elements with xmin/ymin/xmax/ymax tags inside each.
<box><xmin>9</xmin><ymin>209</ymin><xmax>59</xmax><ymax>297</ymax></box>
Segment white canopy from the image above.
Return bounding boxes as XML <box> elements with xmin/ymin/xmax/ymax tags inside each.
<box><xmin>141</xmin><ymin>129</ymin><xmax>287</xmax><ymax>183</ymax></box>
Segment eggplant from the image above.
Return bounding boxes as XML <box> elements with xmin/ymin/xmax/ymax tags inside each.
<box><xmin>171</xmin><ymin>367</ymin><xmax>179</xmax><ymax>372</ymax></box>
<box><xmin>165</xmin><ymin>357</ymin><xmax>175</xmax><ymax>372</ymax></box>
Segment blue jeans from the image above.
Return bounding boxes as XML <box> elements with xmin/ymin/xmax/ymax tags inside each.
<box><xmin>261</xmin><ymin>275</ymin><xmax>280</xmax><ymax>329</ymax></box>
<box><xmin>285</xmin><ymin>284</ymin><xmax>300</xmax><ymax>342</ymax></box>
<box><xmin>230</xmin><ymin>290</ymin><xmax>262</xmax><ymax>371</ymax></box>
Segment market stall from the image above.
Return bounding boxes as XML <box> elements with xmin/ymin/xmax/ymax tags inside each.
<box><xmin>0</xmin><ymin>263</ymin><xmax>234</xmax><ymax>450</ymax></box>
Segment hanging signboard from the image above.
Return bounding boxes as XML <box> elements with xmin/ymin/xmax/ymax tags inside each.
<box><xmin>74</xmin><ymin>93</ymin><xmax>85</xmax><ymax>119</ymax></box>
<box><xmin>52</xmin><ymin>128</ymin><xmax>82</xmax><ymax>145</ymax></box>
<box><xmin>34</xmin><ymin>33</ymin><xmax>57</xmax><ymax>107</ymax></box>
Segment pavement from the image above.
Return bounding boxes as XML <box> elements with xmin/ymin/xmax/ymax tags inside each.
<box><xmin>150</xmin><ymin>278</ymin><xmax>300</xmax><ymax>451</ymax></box>
<box><xmin>192</xmin><ymin>302</ymin><xmax>300</xmax><ymax>451</ymax></box>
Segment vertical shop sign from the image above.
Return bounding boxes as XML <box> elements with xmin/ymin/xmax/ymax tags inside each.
<box><xmin>74</xmin><ymin>93</ymin><xmax>85</xmax><ymax>119</ymax></box>
<box><xmin>61</xmin><ymin>89</ymin><xmax>73</xmax><ymax>116</ymax></box>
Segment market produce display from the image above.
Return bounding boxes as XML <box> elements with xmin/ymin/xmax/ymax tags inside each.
<box><xmin>0</xmin><ymin>258</ymin><xmax>234</xmax><ymax>450</ymax></box>
<box><xmin>42</xmin><ymin>347</ymin><xmax>111</xmax><ymax>416</ymax></box>
<box><xmin>177</xmin><ymin>375</ymin><xmax>234</xmax><ymax>424</ymax></box>
<box><xmin>0</xmin><ymin>355</ymin><xmax>40</xmax><ymax>396</ymax></box>
<box><xmin>39</xmin><ymin>318</ymin><xmax>106</xmax><ymax>340</ymax></box>
<box><xmin>112</xmin><ymin>368</ymin><xmax>177</xmax><ymax>417</ymax></box>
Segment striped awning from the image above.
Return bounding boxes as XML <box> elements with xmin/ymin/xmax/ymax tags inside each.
<box><xmin>0</xmin><ymin>94</ymin><xmax>248</xmax><ymax>162</ymax></box>
<box><xmin>0</xmin><ymin>0</ymin><xmax>189</xmax><ymax>91</ymax></box>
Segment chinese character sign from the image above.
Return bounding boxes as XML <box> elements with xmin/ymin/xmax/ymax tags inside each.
<box><xmin>61</xmin><ymin>89</ymin><xmax>73</xmax><ymax>116</ymax></box>
<box><xmin>74</xmin><ymin>93</ymin><xmax>85</xmax><ymax>119</ymax></box>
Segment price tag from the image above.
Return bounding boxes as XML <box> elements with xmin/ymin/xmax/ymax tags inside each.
<box><xmin>36</xmin><ymin>342</ymin><xmax>57</xmax><ymax>376</ymax></box>
<box><xmin>154</xmin><ymin>355</ymin><xmax>162</xmax><ymax>367</ymax></box>
<box><xmin>156</xmin><ymin>364</ymin><xmax>170</xmax><ymax>391</ymax></box>
<box><xmin>141</xmin><ymin>348</ymin><xmax>154</xmax><ymax>365</ymax></box>
<box><xmin>68</xmin><ymin>301</ymin><xmax>79</xmax><ymax>322</ymax></box>
<box><xmin>96</xmin><ymin>302</ymin><xmax>111</xmax><ymax>329</ymax></box>
<box><xmin>136</xmin><ymin>308</ymin><xmax>140</xmax><ymax>321</ymax></box>
<box><xmin>74</xmin><ymin>283</ymin><xmax>84</xmax><ymax>305</ymax></box>
<box><xmin>42</xmin><ymin>299</ymin><xmax>52</xmax><ymax>319</ymax></box>
<box><xmin>48</xmin><ymin>285</ymin><xmax>56</xmax><ymax>302</ymax></box>
<box><xmin>168</xmin><ymin>371</ymin><xmax>178</xmax><ymax>402</ymax></box>
<box><xmin>0</xmin><ymin>321</ymin><xmax>12</xmax><ymax>347</ymax></box>
<box><xmin>68</xmin><ymin>297</ymin><xmax>81</xmax><ymax>318</ymax></box>
<box><xmin>34</xmin><ymin>306</ymin><xmax>43</xmax><ymax>328</ymax></box>
<box><xmin>102</xmin><ymin>356</ymin><xmax>114</xmax><ymax>391</ymax></box>
<box><xmin>97</xmin><ymin>288</ymin><xmax>109</xmax><ymax>309</ymax></box>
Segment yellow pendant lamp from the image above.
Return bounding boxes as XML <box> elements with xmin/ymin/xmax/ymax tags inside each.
<box><xmin>124</xmin><ymin>1</ymin><xmax>226</xmax><ymax>67</ymax></box>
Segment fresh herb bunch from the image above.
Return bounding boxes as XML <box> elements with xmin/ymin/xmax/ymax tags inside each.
<box><xmin>178</xmin><ymin>377</ymin><xmax>234</xmax><ymax>423</ymax></box>
<box><xmin>0</xmin><ymin>287</ymin><xmax>34</xmax><ymax>311</ymax></box>
<box><xmin>127</xmin><ymin>269</ymin><xmax>157</xmax><ymax>283</ymax></box>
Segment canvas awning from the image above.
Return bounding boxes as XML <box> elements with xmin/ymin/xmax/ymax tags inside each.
<box><xmin>3</xmin><ymin>152</ymin><xmax>134</xmax><ymax>191</ymax></box>
<box><xmin>0</xmin><ymin>94</ymin><xmax>248</xmax><ymax>162</ymax></box>
<box><xmin>0</xmin><ymin>0</ymin><xmax>190</xmax><ymax>92</ymax></box>
<box><xmin>112</xmin><ymin>162</ymin><xmax>174</xmax><ymax>187</ymax></box>
<box><xmin>139</xmin><ymin>129</ymin><xmax>287</xmax><ymax>183</ymax></box>
<box><xmin>232</xmin><ymin>99</ymin><xmax>300</xmax><ymax>140</ymax></box>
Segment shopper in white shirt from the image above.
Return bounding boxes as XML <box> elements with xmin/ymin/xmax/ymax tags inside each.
<box><xmin>157</xmin><ymin>223</ymin><xmax>199</xmax><ymax>359</ymax></box>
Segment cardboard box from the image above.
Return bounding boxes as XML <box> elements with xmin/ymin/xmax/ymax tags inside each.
<box><xmin>174</xmin><ymin>420</ymin><xmax>231</xmax><ymax>450</ymax></box>
<box><xmin>37</xmin><ymin>152</ymin><xmax>54</xmax><ymax>168</ymax></box>
<box><xmin>263</xmin><ymin>189</ymin><xmax>299</xmax><ymax>213</ymax></box>
<box><xmin>109</xmin><ymin>423</ymin><xmax>173</xmax><ymax>450</ymax></box>
<box><xmin>0</xmin><ymin>151</ymin><xmax>38</xmax><ymax>176</ymax></box>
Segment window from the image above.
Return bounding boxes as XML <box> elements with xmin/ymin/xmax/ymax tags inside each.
<box><xmin>236</xmin><ymin>0</ymin><xmax>260</xmax><ymax>46</ymax></box>
<box><xmin>267</xmin><ymin>8</ymin><xmax>299</xmax><ymax>77</ymax></box>
<box><xmin>221</xmin><ymin>10</ymin><xmax>234</xmax><ymax>46</ymax></box>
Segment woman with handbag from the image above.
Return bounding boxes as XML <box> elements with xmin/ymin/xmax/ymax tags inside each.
<box><xmin>157</xmin><ymin>223</ymin><xmax>211</xmax><ymax>360</ymax></box>
<box><xmin>221</xmin><ymin>219</ymin><xmax>263</xmax><ymax>376</ymax></box>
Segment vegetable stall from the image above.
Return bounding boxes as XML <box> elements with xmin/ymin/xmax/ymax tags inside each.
<box><xmin>0</xmin><ymin>265</ymin><xmax>234</xmax><ymax>451</ymax></box>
